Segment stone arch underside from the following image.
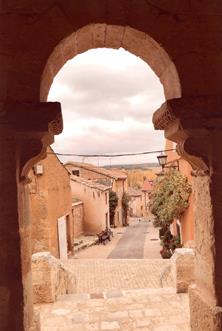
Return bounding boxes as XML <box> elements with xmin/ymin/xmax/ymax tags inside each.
<box><xmin>40</xmin><ymin>24</ymin><xmax>181</xmax><ymax>102</ymax></box>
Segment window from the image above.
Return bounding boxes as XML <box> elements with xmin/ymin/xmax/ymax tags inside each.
<box><xmin>105</xmin><ymin>193</ymin><xmax>108</xmax><ymax>204</ymax></box>
<box><xmin>72</xmin><ymin>170</ymin><xmax>80</xmax><ymax>176</ymax></box>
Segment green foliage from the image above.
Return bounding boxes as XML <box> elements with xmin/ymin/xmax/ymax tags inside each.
<box><xmin>122</xmin><ymin>192</ymin><xmax>130</xmax><ymax>212</ymax></box>
<box><xmin>122</xmin><ymin>192</ymin><xmax>130</xmax><ymax>225</ymax></box>
<box><xmin>109</xmin><ymin>191</ymin><xmax>118</xmax><ymax>225</ymax></box>
<box><xmin>149</xmin><ymin>170</ymin><xmax>192</xmax><ymax>226</ymax></box>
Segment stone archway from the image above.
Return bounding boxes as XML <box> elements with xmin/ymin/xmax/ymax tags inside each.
<box><xmin>40</xmin><ymin>24</ymin><xmax>181</xmax><ymax>102</ymax></box>
<box><xmin>1</xmin><ymin>2</ymin><xmax>222</xmax><ymax>331</ymax></box>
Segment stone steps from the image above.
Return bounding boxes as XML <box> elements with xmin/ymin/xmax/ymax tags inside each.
<box><xmin>38</xmin><ymin>286</ymin><xmax>190</xmax><ymax>331</ymax></box>
<box><xmin>72</xmin><ymin>236</ymin><xmax>98</xmax><ymax>253</ymax></box>
<box><xmin>58</xmin><ymin>287</ymin><xmax>177</xmax><ymax>302</ymax></box>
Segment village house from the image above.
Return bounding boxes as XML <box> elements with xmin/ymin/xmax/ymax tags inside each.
<box><xmin>70</xmin><ymin>175</ymin><xmax>111</xmax><ymax>234</ymax></box>
<box><xmin>29</xmin><ymin>147</ymin><xmax>73</xmax><ymax>259</ymax></box>
<box><xmin>128</xmin><ymin>187</ymin><xmax>143</xmax><ymax>218</ymax></box>
<box><xmin>128</xmin><ymin>179</ymin><xmax>154</xmax><ymax>218</ymax></box>
<box><xmin>141</xmin><ymin>179</ymin><xmax>154</xmax><ymax>218</ymax></box>
<box><xmin>65</xmin><ymin>162</ymin><xmax>128</xmax><ymax>227</ymax></box>
<box><xmin>165</xmin><ymin>140</ymin><xmax>195</xmax><ymax>247</ymax></box>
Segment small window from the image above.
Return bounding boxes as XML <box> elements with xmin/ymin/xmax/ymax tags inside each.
<box><xmin>93</xmin><ymin>192</ymin><xmax>95</xmax><ymax>199</ymax></box>
<box><xmin>72</xmin><ymin>170</ymin><xmax>80</xmax><ymax>176</ymax></box>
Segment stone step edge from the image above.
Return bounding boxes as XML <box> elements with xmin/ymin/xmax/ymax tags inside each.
<box><xmin>73</xmin><ymin>239</ymin><xmax>98</xmax><ymax>253</ymax></box>
<box><xmin>58</xmin><ymin>287</ymin><xmax>176</xmax><ymax>302</ymax></box>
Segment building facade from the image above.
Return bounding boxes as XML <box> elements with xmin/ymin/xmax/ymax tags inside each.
<box><xmin>165</xmin><ymin>140</ymin><xmax>195</xmax><ymax>246</ymax></box>
<box><xmin>141</xmin><ymin>179</ymin><xmax>154</xmax><ymax>218</ymax></box>
<box><xmin>70</xmin><ymin>175</ymin><xmax>111</xmax><ymax>234</ymax></box>
<box><xmin>128</xmin><ymin>187</ymin><xmax>143</xmax><ymax>217</ymax></box>
<box><xmin>66</xmin><ymin>162</ymin><xmax>128</xmax><ymax>227</ymax></box>
<box><xmin>29</xmin><ymin>148</ymin><xmax>72</xmax><ymax>259</ymax></box>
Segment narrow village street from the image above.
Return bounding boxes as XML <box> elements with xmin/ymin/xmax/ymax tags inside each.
<box><xmin>108</xmin><ymin>220</ymin><xmax>154</xmax><ymax>259</ymax></box>
<box><xmin>74</xmin><ymin>219</ymin><xmax>161</xmax><ymax>260</ymax></box>
<box><xmin>36</xmin><ymin>220</ymin><xmax>191</xmax><ymax>330</ymax></box>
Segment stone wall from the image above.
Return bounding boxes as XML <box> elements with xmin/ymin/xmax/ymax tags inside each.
<box><xmin>72</xmin><ymin>201</ymin><xmax>84</xmax><ymax>238</ymax></box>
<box><xmin>32</xmin><ymin>252</ymin><xmax>76</xmax><ymax>304</ymax></box>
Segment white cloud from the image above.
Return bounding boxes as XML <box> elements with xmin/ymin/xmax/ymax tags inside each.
<box><xmin>48</xmin><ymin>48</ymin><xmax>165</xmax><ymax>165</ymax></box>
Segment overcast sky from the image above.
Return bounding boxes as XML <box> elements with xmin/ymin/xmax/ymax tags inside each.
<box><xmin>48</xmin><ymin>48</ymin><xmax>165</xmax><ymax>166</ymax></box>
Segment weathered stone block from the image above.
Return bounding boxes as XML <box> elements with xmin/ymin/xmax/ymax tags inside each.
<box><xmin>171</xmin><ymin>248</ymin><xmax>195</xmax><ymax>293</ymax></box>
<box><xmin>189</xmin><ymin>285</ymin><xmax>222</xmax><ymax>331</ymax></box>
<box><xmin>32</xmin><ymin>252</ymin><xmax>76</xmax><ymax>304</ymax></box>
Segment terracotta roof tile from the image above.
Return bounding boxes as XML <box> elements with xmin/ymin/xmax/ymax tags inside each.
<box><xmin>65</xmin><ymin>162</ymin><xmax>127</xmax><ymax>180</ymax></box>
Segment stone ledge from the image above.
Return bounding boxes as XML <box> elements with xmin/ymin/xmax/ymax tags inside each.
<box><xmin>160</xmin><ymin>248</ymin><xmax>195</xmax><ymax>293</ymax></box>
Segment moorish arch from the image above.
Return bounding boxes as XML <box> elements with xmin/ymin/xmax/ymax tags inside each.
<box><xmin>1</xmin><ymin>2</ymin><xmax>222</xmax><ymax>331</ymax></box>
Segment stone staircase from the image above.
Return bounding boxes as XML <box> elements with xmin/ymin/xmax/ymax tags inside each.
<box><xmin>37</xmin><ymin>286</ymin><xmax>190</xmax><ymax>331</ymax></box>
<box><xmin>36</xmin><ymin>254</ymin><xmax>194</xmax><ymax>330</ymax></box>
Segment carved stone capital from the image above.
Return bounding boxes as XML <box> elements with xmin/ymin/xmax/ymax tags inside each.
<box><xmin>153</xmin><ymin>96</ymin><xmax>222</xmax><ymax>172</ymax></box>
<box><xmin>176</xmin><ymin>137</ymin><xmax>209</xmax><ymax>172</ymax></box>
<box><xmin>153</xmin><ymin>95</ymin><xmax>222</xmax><ymax>132</ymax></box>
<box><xmin>0</xmin><ymin>102</ymin><xmax>63</xmax><ymax>182</ymax></box>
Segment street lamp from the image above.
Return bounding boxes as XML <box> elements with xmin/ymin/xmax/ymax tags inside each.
<box><xmin>157</xmin><ymin>152</ymin><xmax>168</xmax><ymax>171</ymax></box>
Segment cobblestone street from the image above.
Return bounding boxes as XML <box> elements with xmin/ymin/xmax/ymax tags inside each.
<box><xmin>65</xmin><ymin>259</ymin><xmax>170</xmax><ymax>294</ymax></box>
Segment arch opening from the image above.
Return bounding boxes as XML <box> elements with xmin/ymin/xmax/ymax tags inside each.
<box><xmin>40</xmin><ymin>24</ymin><xmax>181</xmax><ymax>102</ymax></box>
<box><xmin>47</xmin><ymin>47</ymin><xmax>165</xmax><ymax>165</ymax></box>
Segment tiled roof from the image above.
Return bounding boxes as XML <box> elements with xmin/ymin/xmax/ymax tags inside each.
<box><xmin>65</xmin><ymin>162</ymin><xmax>127</xmax><ymax>180</ymax></box>
<box><xmin>142</xmin><ymin>179</ymin><xmax>154</xmax><ymax>192</ymax></box>
<box><xmin>70</xmin><ymin>175</ymin><xmax>112</xmax><ymax>191</ymax></box>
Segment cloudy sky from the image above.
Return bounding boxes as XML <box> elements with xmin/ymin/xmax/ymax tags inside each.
<box><xmin>48</xmin><ymin>48</ymin><xmax>165</xmax><ymax>166</ymax></box>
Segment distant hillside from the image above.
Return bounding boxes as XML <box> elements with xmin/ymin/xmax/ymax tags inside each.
<box><xmin>103</xmin><ymin>163</ymin><xmax>159</xmax><ymax>170</ymax></box>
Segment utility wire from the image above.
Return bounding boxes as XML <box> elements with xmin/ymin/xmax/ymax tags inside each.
<box><xmin>47</xmin><ymin>148</ymin><xmax>176</xmax><ymax>158</ymax></box>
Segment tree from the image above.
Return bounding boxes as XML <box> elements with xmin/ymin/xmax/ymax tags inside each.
<box><xmin>149</xmin><ymin>170</ymin><xmax>192</xmax><ymax>227</ymax></box>
<box><xmin>122</xmin><ymin>192</ymin><xmax>130</xmax><ymax>226</ymax></box>
<box><xmin>149</xmin><ymin>170</ymin><xmax>192</xmax><ymax>258</ymax></box>
<box><xmin>109</xmin><ymin>191</ymin><xmax>118</xmax><ymax>226</ymax></box>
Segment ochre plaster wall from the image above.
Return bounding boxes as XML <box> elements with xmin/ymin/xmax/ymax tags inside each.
<box><xmin>165</xmin><ymin>140</ymin><xmax>195</xmax><ymax>244</ymax></box>
<box><xmin>72</xmin><ymin>202</ymin><xmax>84</xmax><ymax>238</ymax></box>
<box><xmin>66</xmin><ymin>164</ymin><xmax>127</xmax><ymax>227</ymax></box>
<box><xmin>70</xmin><ymin>178</ymin><xmax>109</xmax><ymax>234</ymax></box>
<box><xmin>29</xmin><ymin>148</ymin><xmax>72</xmax><ymax>258</ymax></box>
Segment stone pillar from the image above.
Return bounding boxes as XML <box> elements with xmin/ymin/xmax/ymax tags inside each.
<box><xmin>0</xmin><ymin>102</ymin><xmax>62</xmax><ymax>331</ymax></box>
<box><xmin>153</xmin><ymin>96</ymin><xmax>222</xmax><ymax>331</ymax></box>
